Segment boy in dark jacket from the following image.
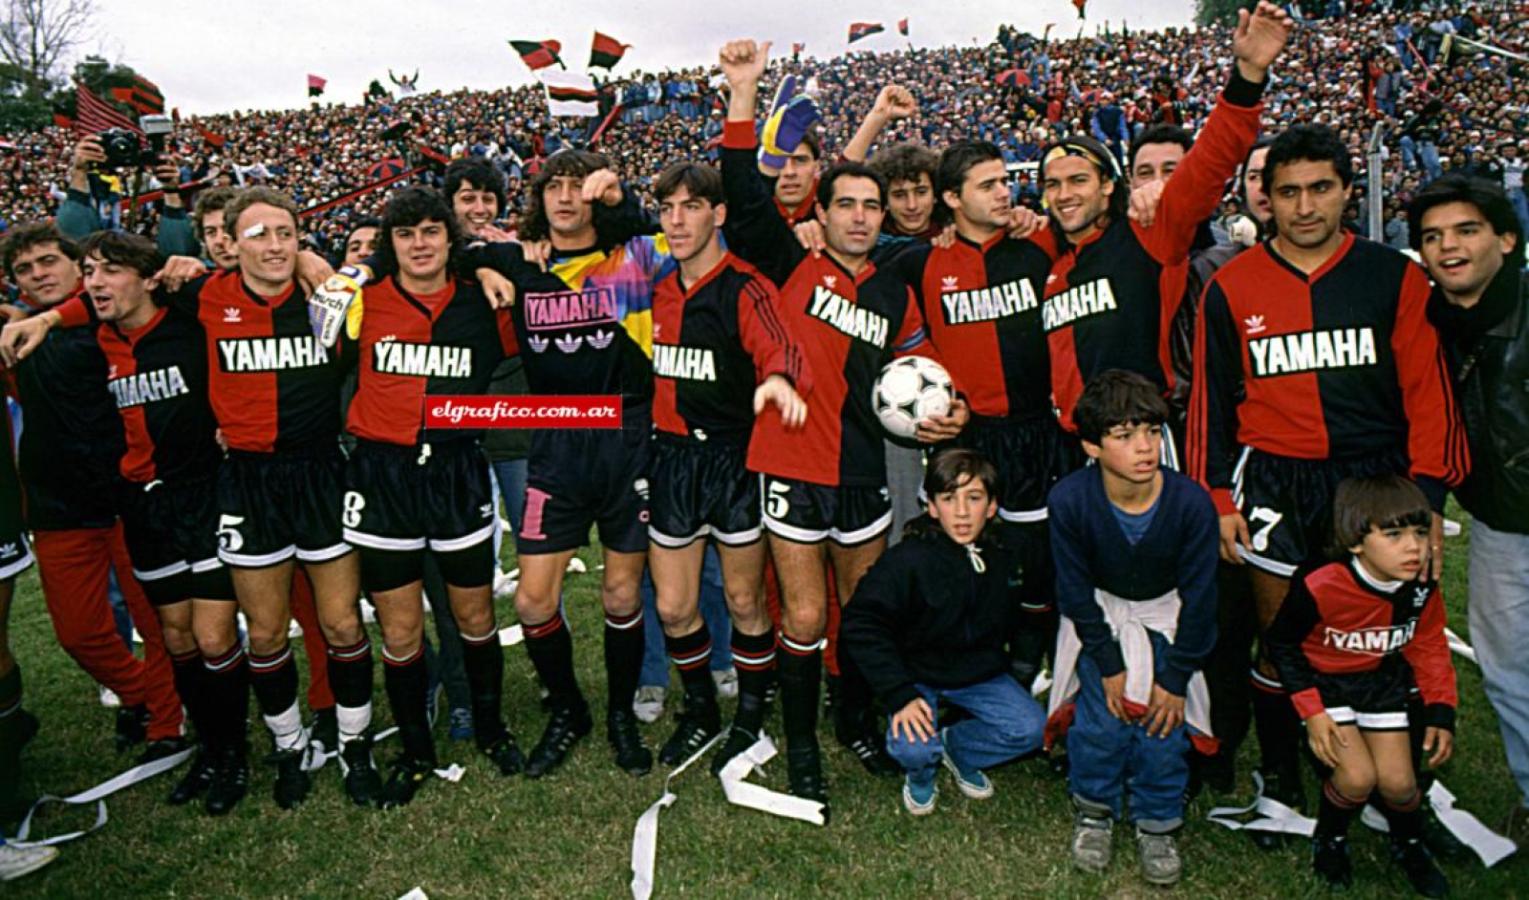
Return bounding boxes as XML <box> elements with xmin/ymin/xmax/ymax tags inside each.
<box><xmin>843</xmin><ymin>449</ymin><xmax>1046</xmax><ymax>817</ymax></box>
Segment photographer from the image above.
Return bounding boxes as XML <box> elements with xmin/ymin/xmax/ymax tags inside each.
<box><xmin>56</xmin><ymin>134</ymin><xmax>197</xmax><ymax>257</ymax></box>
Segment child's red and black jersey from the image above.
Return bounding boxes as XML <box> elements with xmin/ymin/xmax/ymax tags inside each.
<box><xmin>11</xmin><ymin>291</ymin><xmax>123</xmax><ymax>529</ymax></box>
<box><xmin>1043</xmin><ymin>72</ymin><xmax>1265</xmax><ymax>432</ymax></box>
<box><xmin>345</xmin><ymin>275</ymin><xmax>518</xmax><ymax>446</ymax></box>
<box><xmin>95</xmin><ymin>305</ymin><xmax>221</xmax><ymax>485</ymax></box>
<box><xmin>913</xmin><ymin>234</ymin><xmax>1053</xmax><ymax>419</ymax></box>
<box><xmin>1186</xmin><ymin>234</ymin><xmax>1469</xmax><ymax>515</ymax></box>
<box><xmin>651</xmin><ymin>251</ymin><xmax>810</xmax><ymax>444</ymax></box>
<box><xmin>162</xmin><ymin>270</ymin><xmax>341</xmax><ymax>454</ymax></box>
<box><xmin>1266</xmin><ymin>559</ymin><xmax>1457</xmax><ymax>730</ymax></box>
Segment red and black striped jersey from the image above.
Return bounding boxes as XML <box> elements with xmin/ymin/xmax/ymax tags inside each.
<box><xmin>912</xmin><ymin>234</ymin><xmax>1053</xmax><ymax>419</ymax></box>
<box><xmin>1186</xmin><ymin>234</ymin><xmax>1469</xmax><ymax>514</ymax></box>
<box><xmin>163</xmin><ymin>270</ymin><xmax>341</xmax><ymax>454</ymax></box>
<box><xmin>1266</xmin><ymin>559</ymin><xmax>1457</xmax><ymax>729</ymax></box>
<box><xmin>346</xmin><ymin>275</ymin><xmax>518</xmax><ymax>446</ymax></box>
<box><xmin>11</xmin><ymin>290</ymin><xmax>123</xmax><ymax>529</ymax></box>
<box><xmin>1043</xmin><ymin>73</ymin><xmax>1265</xmax><ymax>432</ymax></box>
<box><xmin>95</xmin><ymin>305</ymin><xmax>221</xmax><ymax>485</ymax></box>
<box><xmin>651</xmin><ymin>252</ymin><xmax>810</xmax><ymax>443</ymax></box>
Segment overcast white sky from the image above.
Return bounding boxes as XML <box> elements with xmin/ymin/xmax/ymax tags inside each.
<box><xmin>92</xmin><ymin>0</ymin><xmax>1196</xmax><ymax>115</ymax></box>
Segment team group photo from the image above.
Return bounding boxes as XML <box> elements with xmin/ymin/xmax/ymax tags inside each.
<box><xmin>0</xmin><ymin>0</ymin><xmax>1524</xmax><ymax>895</ymax></box>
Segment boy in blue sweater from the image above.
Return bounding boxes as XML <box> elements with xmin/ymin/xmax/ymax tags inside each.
<box><xmin>1048</xmin><ymin>370</ymin><xmax>1219</xmax><ymax>886</ymax></box>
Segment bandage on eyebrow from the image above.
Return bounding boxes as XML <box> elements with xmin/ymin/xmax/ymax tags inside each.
<box><xmin>242</xmin><ymin>222</ymin><xmax>267</xmax><ymax>239</ymax></box>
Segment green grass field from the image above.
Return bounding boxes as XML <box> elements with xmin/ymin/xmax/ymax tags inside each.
<box><xmin>4</xmin><ymin>509</ymin><xmax>1525</xmax><ymax>898</ymax></box>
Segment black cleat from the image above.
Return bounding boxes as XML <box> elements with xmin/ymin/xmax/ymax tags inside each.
<box><xmin>785</xmin><ymin>743</ymin><xmax>830</xmax><ymax>823</ymax></box>
<box><xmin>139</xmin><ymin>736</ymin><xmax>191</xmax><ymax>764</ymax></box>
<box><xmin>204</xmin><ymin>747</ymin><xmax>249</xmax><ymax>816</ymax></box>
<box><xmin>608</xmin><ymin>709</ymin><xmax>653</xmax><ymax>777</ymax></box>
<box><xmin>167</xmin><ymin>749</ymin><xmax>215</xmax><ymax>806</ymax></box>
<box><xmin>1312</xmin><ymin>834</ymin><xmax>1353</xmax><ymax>890</ymax></box>
<box><xmin>1421</xmin><ymin>800</ymin><xmax>1471</xmax><ymax>863</ymax></box>
<box><xmin>710</xmin><ymin>690</ymin><xmax>771</xmax><ymax>776</ymax></box>
<box><xmin>659</xmin><ymin>693</ymin><xmax>721</xmax><ymax>767</ymax></box>
<box><xmin>339</xmin><ymin>737</ymin><xmax>383</xmax><ymax>807</ymax></box>
<box><xmin>114</xmin><ymin>704</ymin><xmax>149</xmax><ymax>752</ymax></box>
<box><xmin>1391</xmin><ymin>838</ymin><xmax>1450</xmax><ymax>898</ymax></box>
<box><xmin>310</xmin><ymin>707</ymin><xmax>339</xmax><ymax>753</ymax></box>
<box><xmin>710</xmin><ymin>725</ymin><xmax>761</xmax><ymax>776</ymax></box>
<box><xmin>269</xmin><ymin>748</ymin><xmax>312</xmax><ymax>810</ymax></box>
<box><xmin>481</xmin><ymin>734</ymin><xmax>526</xmax><ymax>777</ymax></box>
<box><xmin>524</xmin><ymin>704</ymin><xmax>593</xmax><ymax>779</ymax></box>
<box><xmin>838</xmin><ymin>730</ymin><xmax>899</xmax><ymax>777</ymax></box>
<box><xmin>378</xmin><ymin>756</ymin><xmax>436</xmax><ymax>809</ymax></box>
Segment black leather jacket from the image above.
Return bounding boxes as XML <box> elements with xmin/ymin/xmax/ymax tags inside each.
<box><xmin>1427</xmin><ymin>263</ymin><xmax>1529</xmax><ymax>533</ymax></box>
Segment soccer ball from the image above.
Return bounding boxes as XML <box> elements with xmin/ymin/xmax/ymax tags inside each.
<box><xmin>872</xmin><ymin>356</ymin><xmax>953</xmax><ymax>439</ymax></box>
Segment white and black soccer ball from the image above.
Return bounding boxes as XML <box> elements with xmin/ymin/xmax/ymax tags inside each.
<box><xmin>872</xmin><ymin>355</ymin><xmax>953</xmax><ymax>439</ymax></box>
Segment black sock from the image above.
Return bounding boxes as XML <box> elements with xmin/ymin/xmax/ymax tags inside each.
<box><xmin>1381</xmin><ymin>789</ymin><xmax>1425</xmax><ymax>843</ymax></box>
<box><xmin>170</xmin><ymin>649</ymin><xmax>208</xmax><ymax>744</ymax></box>
<box><xmin>0</xmin><ymin>665</ymin><xmax>22</xmax><ymax>812</ymax></box>
<box><xmin>666</xmin><ymin>624</ymin><xmax>715</xmax><ymax>702</ymax></box>
<box><xmin>523</xmin><ymin>613</ymin><xmax>583</xmax><ymax>710</ymax></box>
<box><xmin>777</xmin><ymin>633</ymin><xmax>821</xmax><ymax>747</ymax></box>
<box><xmin>1316</xmin><ymin>780</ymin><xmax>1366</xmax><ymax>838</ymax></box>
<box><xmin>730</xmin><ymin>628</ymin><xmax>777</xmax><ymax>704</ymax></box>
<box><xmin>1251</xmin><ymin>679</ymin><xmax>1301</xmax><ymax>775</ymax></box>
<box><xmin>604</xmin><ymin>608</ymin><xmax>645</xmax><ymax>715</ymax></box>
<box><xmin>833</xmin><ymin>634</ymin><xmax>875</xmax><ymax>739</ymax></box>
<box><xmin>201</xmin><ymin>646</ymin><xmax>250</xmax><ymax>757</ymax></box>
<box><xmin>249</xmin><ymin>644</ymin><xmax>304</xmax><ymax>752</ymax></box>
<box><xmin>382</xmin><ymin>646</ymin><xmax>435</xmax><ymax>765</ymax></box>
<box><xmin>460</xmin><ymin>628</ymin><xmax>508</xmax><ymax>746</ymax></box>
<box><xmin>326</xmin><ymin>637</ymin><xmax>374</xmax><ymax>745</ymax></box>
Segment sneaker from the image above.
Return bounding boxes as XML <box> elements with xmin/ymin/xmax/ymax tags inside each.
<box><xmin>114</xmin><ymin>704</ymin><xmax>149</xmax><ymax>752</ymax></box>
<box><xmin>712</xmin><ymin>668</ymin><xmax>739</xmax><ymax>699</ymax></box>
<box><xmin>1391</xmin><ymin>838</ymin><xmax>1449</xmax><ymax>898</ymax></box>
<box><xmin>0</xmin><ymin>841</ymin><xmax>58</xmax><ymax>882</ymax></box>
<box><xmin>902</xmin><ymin>774</ymin><xmax>937</xmax><ymax>816</ymax></box>
<box><xmin>786</xmin><ymin>743</ymin><xmax>830</xmax><ymax>822</ymax></box>
<box><xmin>378</xmin><ymin>756</ymin><xmax>435</xmax><ymax>809</ymax></box>
<box><xmin>268</xmin><ymin>748</ymin><xmax>311</xmax><ymax>810</ymax></box>
<box><xmin>632</xmin><ymin>686</ymin><xmax>666</xmax><ymax>724</ymax></box>
<box><xmin>98</xmin><ymin>685</ymin><xmax>121</xmax><ymax>708</ymax></box>
<box><xmin>339</xmin><ymin>737</ymin><xmax>383</xmax><ymax>807</ymax></box>
<box><xmin>448</xmin><ymin>708</ymin><xmax>475</xmax><ymax>742</ymax></box>
<box><xmin>1070</xmin><ymin>810</ymin><xmax>1114</xmax><ymax>873</ymax></box>
<box><xmin>1312</xmin><ymin>834</ymin><xmax>1353</xmax><ymax>890</ymax></box>
<box><xmin>524</xmin><ymin>703</ymin><xmax>593</xmax><ymax>779</ymax></box>
<box><xmin>659</xmin><ymin>693</ymin><xmax>721</xmax><ymax>766</ymax></box>
<box><xmin>167</xmin><ymin>749</ymin><xmax>215</xmax><ymax>805</ymax></box>
<box><xmin>204</xmin><ymin>747</ymin><xmax>249</xmax><ymax>816</ymax></box>
<box><xmin>608</xmin><ymin>709</ymin><xmax>653</xmax><ymax>777</ymax></box>
<box><xmin>1136</xmin><ymin>828</ymin><xmax>1182</xmax><ymax>886</ymax></box>
<box><xmin>481</xmin><ymin>734</ymin><xmax>525</xmax><ymax>776</ymax></box>
<box><xmin>138</xmin><ymin>736</ymin><xmax>191</xmax><ymax>764</ymax></box>
<box><xmin>839</xmin><ymin>730</ymin><xmax>900</xmax><ymax>777</ymax></box>
<box><xmin>310</xmin><ymin>707</ymin><xmax>339</xmax><ymax>753</ymax></box>
<box><xmin>940</xmin><ymin>744</ymin><xmax>994</xmax><ymax>800</ymax></box>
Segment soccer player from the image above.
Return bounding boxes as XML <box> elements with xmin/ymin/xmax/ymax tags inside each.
<box><xmin>719</xmin><ymin>37</ymin><xmax>967</xmax><ymax>813</ymax></box>
<box><xmin>1038</xmin><ymin>0</ymin><xmax>1292</xmax><ymax>460</ymax></box>
<box><xmin>1</xmin><ymin>224</ymin><xmax>184</xmax><ymax>759</ymax></box>
<box><xmin>0</xmin><ymin>363</ymin><xmax>34</xmax><ymax>830</ymax></box>
<box><xmin>340</xmin><ymin>187</ymin><xmax>523</xmax><ymax>806</ymax></box>
<box><xmin>643</xmin><ymin>161</ymin><xmax>808</xmax><ymax>771</ymax></box>
<box><xmin>1186</xmin><ymin>124</ymin><xmax>1468</xmax><ymax>827</ymax></box>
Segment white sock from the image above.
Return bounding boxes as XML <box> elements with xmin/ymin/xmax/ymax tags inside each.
<box><xmin>337</xmin><ymin>702</ymin><xmax>372</xmax><ymax>745</ymax></box>
<box><xmin>264</xmin><ymin>701</ymin><xmax>306</xmax><ymax>752</ymax></box>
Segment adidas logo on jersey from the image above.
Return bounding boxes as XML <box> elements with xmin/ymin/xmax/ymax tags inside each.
<box><xmin>823</xmin><ymin>275</ymin><xmax>837</xmax><ymax>289</ymax></box>
<box><xmin>1041</xmin><ymin>278</ymin><xmax>1118</xmax><ymax>331</ymax></box>
<box><xmin>217</xmin><ymin>336</ymin><xmax>330</xmax><ymax>373</ymax></box>
<box><xmin>587</xmin><ymin>329</ymin><xmax>615</xmax><ymax>350</ymax></box>
<box><xmin>528</xmin><ymin>335</ymin><xmax>550</xmax><ymax>353</ymax></box>
<box><xmin>222</xmin><ymin>307</ymin><xmax>242</xmax><ymax>323</ymax></box>
<box><xmin>809</xmin><ymin>285</ymin><xmax>888</xmax><ymax>348</ymax></box>
<box><xmin>653</xmin><ymin>344</ymin><xmax>718</xmax><ymax>381</ymax></box>
<box><xmin>941</xmin><ymin>279</ymin><xmax>1038</xmax><ymax>325</ymax></box>
<box><xmin>941</xmin><ymin>275</ymin><xmax>960</xmax><ymax>292</ymax></box>
<box><xmin>1247</xmin><ymin>327</ymin><xmax>1377</xmax><ymax>377</ymax></box>
<box><xmin>555</xmin><ymin>334</ymin><xmax>583</xmax><ymax>353</ymax></box>
<box><xmin>108</xmin><ymin>365</ymin><xmax>190</xmax><ymax>408</ymax></box>
<box><xmin>1244</xmin><ymin>315</ymin><xmax>1267</xmax><ymax>335</ymax></box>
<box><xmin>372</xmin><ymin>341</ymin><xmax>473</xmax><ymax>378</ymax></box>
<box><xmin>1322</xmin><ymin>620</ymin><xmax>1416</xmax><ymax>655</ymax></box>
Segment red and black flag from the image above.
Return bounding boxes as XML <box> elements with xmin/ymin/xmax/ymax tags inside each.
<box><xmin>74</xmin><ymin>82</ymin><xmax>141</xmax><ymax>136</ymax></box>
<box><xmin>1072</xmin><ymin>0</ymin><xmax>1087</xmax><ymax>19</ymax></box>
<box><xmin>197</xmin><ymin>124</ymin><xmax>227</xmax><ymax>148</ymax></box>
<box><xmin>510</xmin><ymin>39</ymin><xmax>565</xmax><ymax>71</ymax></box>
<box><xmin>109</xmin><ymin>74</ymin><xmax>164</xmax><ymax>116</ymax></box>
<box><xmin>848</xmin><ymin>22</ymin><xmax>884</xmax><ymax>44</ymax></box>
<box><xmin>791</xmin><ymin>42</ymin><xmax>806</xmax><ymax>57</ymax></box>
<box><xmin>898</xmin><ymin>18</ymin><xmax>909</xmax><ymax>36</ymax></box>
<box><xmin>589</xmin><ymin>31</ymin><xmax>629</xmax><ymax>69</ymax></box>
<box><xmin>307</xmin><ymin>73</ymin><xmax>327</xmax><ymax>97</ymax></box>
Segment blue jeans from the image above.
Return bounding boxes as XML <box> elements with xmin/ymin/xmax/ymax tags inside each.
<box><xmin>1068</xmin><ymin>630</ymin><xmax>1191</xmax><ymax>831</ymax></box>
<box><xmin>1468</xmin><ymin>519</ymin><xmax>1529</xmax><ymax>806</ymax></box>
<box><xmin>885</xmin><ymin>673</ymin><xmax>1045</xmax><ymax>785</ymax></box>
<box><xmin>491</xmin><ymin>458</ymin><xmax>529</xmax><ymax>535</ymax></box>
<box><xmin>1420</xmin><ymin>141</ymin><xmax>1442</xmax><ymax>183</ymax></box>
<box><xmin>639</xmin><ymin>545</ymin><xmax>732</xmax><ymax>688</ymax></box>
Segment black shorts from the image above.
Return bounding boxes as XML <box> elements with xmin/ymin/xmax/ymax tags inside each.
<box><xmin>344</xmin><ymin>439</ymin><xmax>497</xmax><ymax>594</ymax></box>
<box><xmin>118</xmin><ymin>478</ymin><xmax>235</xmax><ymax>606</ymax></box>
<box><xmin>1232</xmin><ymin>448</ymin><xmax>1409</xmax><ymax>577</ymax></box>
<box><xmin>1310</xmin><ymin>662</ymin><xmax>1412</xmax><ymax>731</ymax></box>
<box><xmin>216</xmin><ymin>446</ymin><xmax>350</xmax><ymax>568</ymax></box>
<box><xmin>760</xmin><ymin>475</ymin><xmax>892</xmax><ymax>546</ymax></box>
<box><xmin>996</xmin><ymin>519</ymin><xmax>1055</xmax><ymax>613</ymax></box>
<box><xmin>648</xmin><ymin>435</ymin><xmax>761</xmax><ymax>549</ymax></box>
<box><xmin>519</xmin><ymin>416</ymin><xmax>650</xmax><ymax>556</ymax></box>
<box><xmin>940</xmin><ymin>414</ymin><xmax>1083</xmax><ymax>523</ymax></box>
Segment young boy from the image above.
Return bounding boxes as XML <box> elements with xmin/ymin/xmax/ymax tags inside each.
<box><xmin>1046</xmin><ymin>370</ymin><xmax>1218</xmax><ymax>886</ymax></box>
<box><xmin>1266</xmin><ymin>475</ymin><xmax>1455</xmax><ymax>897</ymax></box>
<box><xmin>842</xmin><ymin>449</ymin><xmax>1046</xmax><ymax>816</ymax></box>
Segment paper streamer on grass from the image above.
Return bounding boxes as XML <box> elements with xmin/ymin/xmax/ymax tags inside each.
<box><xmin>11</xmin><ymin>747</ymin><xmax>193</xmax><ymax>848</ymax></box>
<box><xmin>1444</xmin><ymin>627</ymin><xmax>1477</xmax><ymax>666</ymax></box>
<box><xmin>630</xmin><ymin>731</ymin><xmax>725</xmax><ymax>900</ymax></box>
<box><xmin>1208</xmin><ymin>772</ymin><xmax>1514</xmax><ymax>866</ymax></box>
